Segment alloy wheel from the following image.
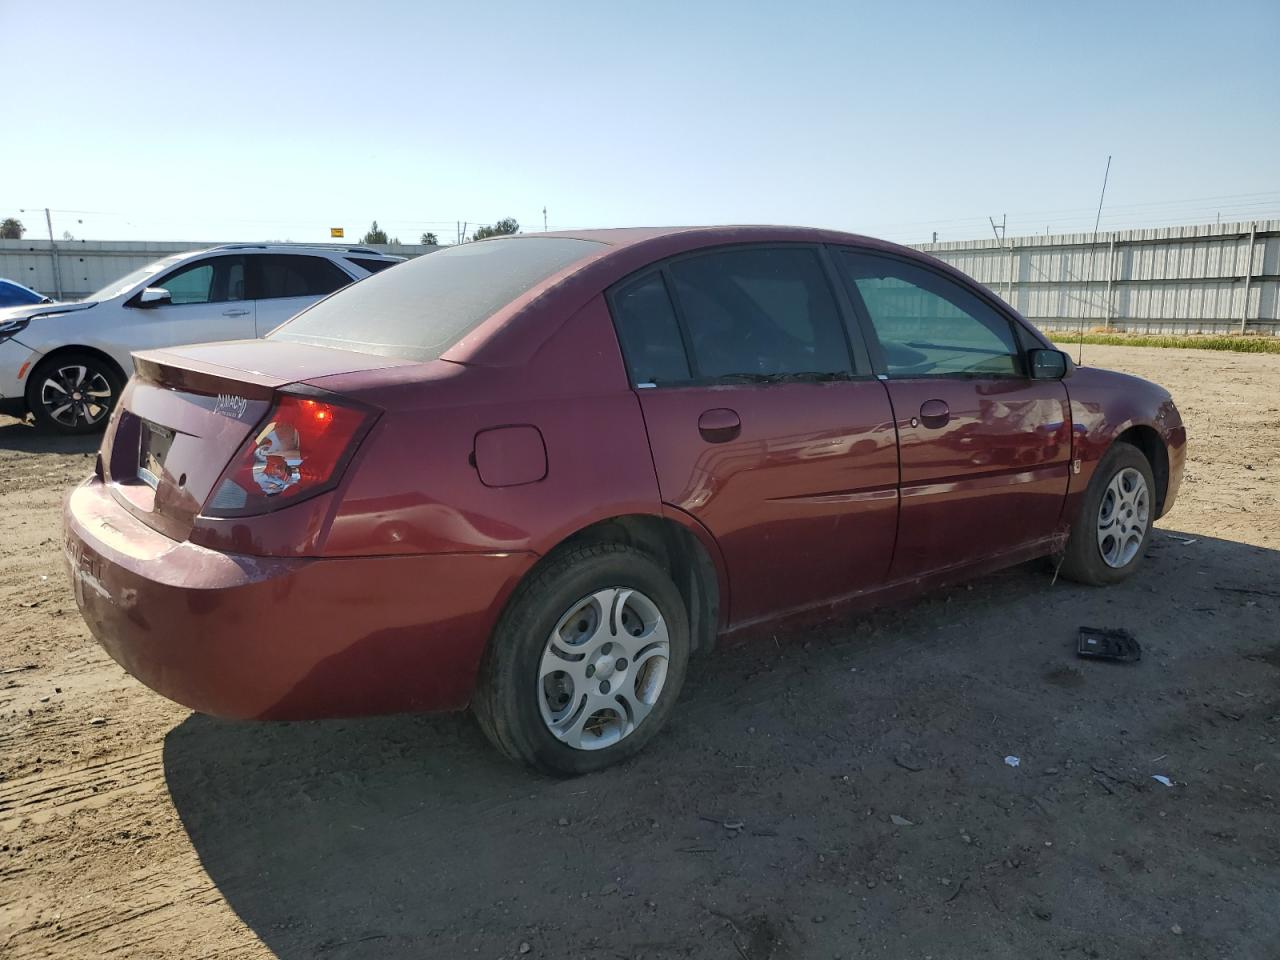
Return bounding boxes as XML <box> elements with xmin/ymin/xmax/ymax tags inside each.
<box><xmin>39</xmin><ymin>364</ymin><xmax>113</xmax><ymax>428</ymax></box>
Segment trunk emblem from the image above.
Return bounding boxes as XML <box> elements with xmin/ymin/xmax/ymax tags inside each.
<box><xmin>214</xmin><ymin>394</ymin><xmax>250</xmax><ymax>420</ymax></box>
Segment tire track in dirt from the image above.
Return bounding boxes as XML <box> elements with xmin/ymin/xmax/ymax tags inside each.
<box><xmin>2</xmin><ymin>345</ymin><xmax>1279</xmax><ymax>958</ymax></box>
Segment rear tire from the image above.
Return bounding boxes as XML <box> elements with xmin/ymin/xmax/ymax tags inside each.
<box><xmin>1059</xmin><ymin>442</ymin><xmax>1156</xmax><ymax>586</ymax></box>
<box><xmin>27</xmin><ymin>352</ymin><xmax>122</xmax><ymax>435</ymax></box>
<box><xmin>474</xmin><ymin>544</ymin><xmax>690</xmax><ymax>776</ymax></box>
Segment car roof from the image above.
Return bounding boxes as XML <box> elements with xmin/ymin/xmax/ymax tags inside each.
<box><xmin>442</xmin><ymin>225</ymin><xmax>949</xmax><ymax>367</ymax></box>
<box><xmin>527</xmin><ymin>224</ymin><xmax>896</xmax><ymax>250</ymax></box>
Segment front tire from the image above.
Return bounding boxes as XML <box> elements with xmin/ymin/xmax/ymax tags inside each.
<box><xmin>1059</xmin><ymin>442</ymin><xmax>1156</xmax><ymax>585</ymax></box>
<box><xmin>27</xmin><ymin>353</ymin><xmax>122</xmax><ymax>435</ymax></box>
<box><xmin>474</xmin><ymin>544</ymin><xmax>690</xmax><ymax>775</ymax></box>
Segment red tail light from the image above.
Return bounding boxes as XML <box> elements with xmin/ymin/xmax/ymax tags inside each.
<box><xmin>203</xmin><ymin>393</ymin><xmax>374</xmax><ymax>517</ymax></box>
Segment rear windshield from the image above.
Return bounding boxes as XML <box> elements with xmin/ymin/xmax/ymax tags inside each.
<box><xmin>270</xmin><ymin>237</ymin><xmax>606</xmax><ymax>361</ymax></box>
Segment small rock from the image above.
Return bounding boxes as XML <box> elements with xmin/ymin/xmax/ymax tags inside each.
<box><xmin>960</xmin><ymin>833</ymin><xmax>973</xmax><ymax>844</ymax></box>
<box><xmin>1171</xmin><ymin>924</ymin><xmax>1183</xmax><ymax>936</ymax></box>
<box><xmin>866</xmin><ymin>878</ymin><xmax>878</xmax><ymax>889</ymax></box>
<box><xmin>600</xmin><ymin>883</ymin><xmax>618</xmax><ymax>896</ymax></box>
<box><xmin>519</xmin><ymin>941</ymin><xmax>531</xmax><ymax>954</ymax></box>
<box><xmin>39</xmin><ymin>696</ymin><xmax>49</xmax><ymax>703</ymax></box>
<box><xmin>89</xmin><ymin>717</ymin><xmax>106</xmax><ymax>726</ymax></box>
<box><xmin>1043</xmin><ymin>767</ymin><xmax>1059</xmax><ymax>775</ymax></box>
<box><xmin>889</xmin><ymin>814</ymin><xmax>914</xmax><ymax>827</ymax></box>
<box><xmin>557</xmin><ymin>817</ymin><xmax>569</xmax><ymax>827</ymax></box>
<box><xmin>812</xmin><ymin>915</ymin><xmax>825</xmax><ymax>924</ymax></box>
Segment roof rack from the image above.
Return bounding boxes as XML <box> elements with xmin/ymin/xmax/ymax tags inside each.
<box><xmin>210</xmin><ymin>243</ymin><xmax>391</xmax><ymax>256</ymax></box>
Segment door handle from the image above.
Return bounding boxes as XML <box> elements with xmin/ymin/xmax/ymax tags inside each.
<box><xmin>918</xmin><ymin>399</ymin><xmax>950</xmax><ymax>429</ymax></box>
<box><xmin>698</xmin><ymin>408</ymin><xmax>741</xmax><ymax>444</ymax></box>
<box><xmin>222</xmin><ymin>308</ymin><xmax>250</xmax><ymax>317</ymax></box>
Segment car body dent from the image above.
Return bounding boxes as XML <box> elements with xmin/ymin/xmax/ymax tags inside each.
<box><xmin>1063</xmin><ymin>365</ymin><xmax>1186</xmax><ymax>522</ymax></box>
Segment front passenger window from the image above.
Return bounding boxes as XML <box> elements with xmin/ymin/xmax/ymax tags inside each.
<box><xmin>158</xmin><ymin>263</ymin><xmax>214</xmax><ymax>304</ymax></box>
<box><xmin>152</xmin><ymin>257</ymin><xmax>246</xmax><ymax>305</ymax></box>
<box><xmin>837</xmin><ymin>251</ymin><xmax>1023</xmax><ymax>378</ymax></box>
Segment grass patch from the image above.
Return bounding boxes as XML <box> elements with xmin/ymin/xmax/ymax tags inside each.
<box><xmin>1049</xmin><ymin>333</ymin><xmax>1280</xmax><ymax>354</ymax></box>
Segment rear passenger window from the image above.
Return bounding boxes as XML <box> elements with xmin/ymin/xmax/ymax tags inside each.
<box><xmin>667</xmin><ymin>247</ymin><xmax>851</xmax><ymax>378</ymax></box>
<box><xmin>611</xmin><ymin>274</ymin><xmax>690</xmax><ymax>385</ymax></box>
<box><xmin>837</xmin><ymin>251</ymin><xmax>1023</xmax><ymax>378</ymax></box>
<box><xmin>254</xmin><ymin>255</ymin><xmax>353</xmax><ymax>300</ymax></box>
<box><xmin>345</xmin><ymin>256</ymin><xmax>399</xmax><ymax>275</ymax></box>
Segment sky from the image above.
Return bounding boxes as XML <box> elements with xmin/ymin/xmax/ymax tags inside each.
<box><xmin>3</xmin><ymin>0</ymin><xmax>1278</xmax><ymax>245</ymax></box>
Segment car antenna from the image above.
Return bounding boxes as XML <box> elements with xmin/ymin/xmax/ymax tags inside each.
<box><xmin>1080</xmin><ymin>154</ymin><xmax>1112</xmax><ymax>365</ymax></box>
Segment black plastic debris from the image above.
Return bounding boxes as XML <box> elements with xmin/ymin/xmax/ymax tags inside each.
<box><xmin>1077</xmin><ymin>626</ymin><xmax>1141</xmax><ymax>662</ymax></box>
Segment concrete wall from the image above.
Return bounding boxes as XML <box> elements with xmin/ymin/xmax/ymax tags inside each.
<box><xmin>913</xmin><ymin>220</ymin><xmax>1280</xmax><ymax>336</ymax></box>
<box><xmin>0</xmin><ymin>239</ymin><xmax>436</xmax><ymax>301</ymax></box>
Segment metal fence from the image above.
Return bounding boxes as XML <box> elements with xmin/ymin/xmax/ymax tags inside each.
<box><xmin>6</xmin><ymin>221</ymin><xmax>1278</xmax><ymax>336</ymax></box>
<box><xmin>0</xmin><ymin>239</ymin><xmax>435</xmax><ymax>301</ymax></box>
<box><xmin>914</xmin><ymin>220</ymin><xmax>1280</xmax><ymax>336</ymax></box>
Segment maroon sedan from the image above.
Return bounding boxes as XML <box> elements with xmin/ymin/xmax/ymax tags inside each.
<box><xmin>63</xmin><ymin>227</ymin><xmax>1185</xmax><ymax>774</ymax></box>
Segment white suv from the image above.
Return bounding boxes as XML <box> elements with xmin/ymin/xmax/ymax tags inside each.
<box><xmin>0</xmin><ymin>243</ymin><xmax>403</xmax><ymax>433</ymax></box>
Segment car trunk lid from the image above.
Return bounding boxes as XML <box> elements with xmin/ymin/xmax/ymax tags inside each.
<box><xmin>101</xmin><ymin>341</ymin><xmax>415</xmax><ymax>541</ymax></box>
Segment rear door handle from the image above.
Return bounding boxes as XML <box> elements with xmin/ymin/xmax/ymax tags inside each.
<box><xmin>918</xmin><ymin>399</ymin><xmax>950</xmax><ymax>429</ymax></box>
<box><xmin>222</xmin><ymin>308</ymin><xmax>250</xmax><ymax>317</ymax></box>
<box><xmin>698</xmin><ymin>408</ymin><xmax>741</xmax><ymax>443</ymax></box>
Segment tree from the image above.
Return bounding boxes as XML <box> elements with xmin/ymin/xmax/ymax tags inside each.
<box><xmin>471</xmin><ymin>217</ymin><xmax>519</xmax><ymax>241</ymax></box>
<box><xmin>420</xmin><ymin>232</ymin><xmax>439</xmax><ymax>245</ymax></box>
<box><xmin>1</xmin><ymin>218</ymin><xmax>23</xmax><ymax>239</ymax></box>
<box><xmin>360</xmin><ymin>220</ymin><xmax>389</xmax><ymax>245</ymax></box>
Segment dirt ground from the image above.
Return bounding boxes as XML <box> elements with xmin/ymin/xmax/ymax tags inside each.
<box><xmin>1</xmin><ymin>344</ymin><xmax>1278</xmax><ymax>959</ymax></box>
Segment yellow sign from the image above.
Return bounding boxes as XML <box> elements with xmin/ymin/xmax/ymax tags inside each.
<box><xmin>330</xmin><ymin>227</ymin><xmax>344</xmax><ymax>238</ymax></box>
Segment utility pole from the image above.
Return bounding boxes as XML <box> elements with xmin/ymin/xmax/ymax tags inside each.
<box><xmin>543</xmin><ymin>206</ymin><xmax>548</xmax><ymax>233</ymax></box>
<box><xmin>988</xmin><ymin>214</ymin><xmax>1006</xmax><ymax>245</ymax></box>
<box><xmin>1080</xmin><ymin>155</ymin><xmax>1112</xmax><ymax>362</ymax></box>
<box><xmin>45</xmin><ymin>208</ymin><xmax>63</xmax><ymax>300</ymax></box>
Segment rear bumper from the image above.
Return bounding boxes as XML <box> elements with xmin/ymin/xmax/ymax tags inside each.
<box><xmin>63</xmin><ymin>478</ymin><xmax>534</xmax><ymax>720</ymax></box>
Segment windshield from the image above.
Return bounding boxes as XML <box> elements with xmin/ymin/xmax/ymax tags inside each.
<box><xmin>269</xmin><ymin>237</ymin><xmax>606</xmax><ymax>361</ymax></box>
<box><xmin>0</xmin><ymin>280</ymin><xmax>48</xmax><ymax>307</ymax></box>
<box><xmin>87</xmin><ymin>254</ymin><xmax>189</xmax><ymax>302</ymax></box>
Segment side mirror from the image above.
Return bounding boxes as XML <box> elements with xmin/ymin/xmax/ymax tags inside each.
<box><xmin>1028</xmin><ymin>348</ymin><xmax>1071</xmax><ymax>380</ymax></box>
<box><xmin>138</xmin><ymin>287</ymin><xmax>172</xmax><ymax>308</ymax></box>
